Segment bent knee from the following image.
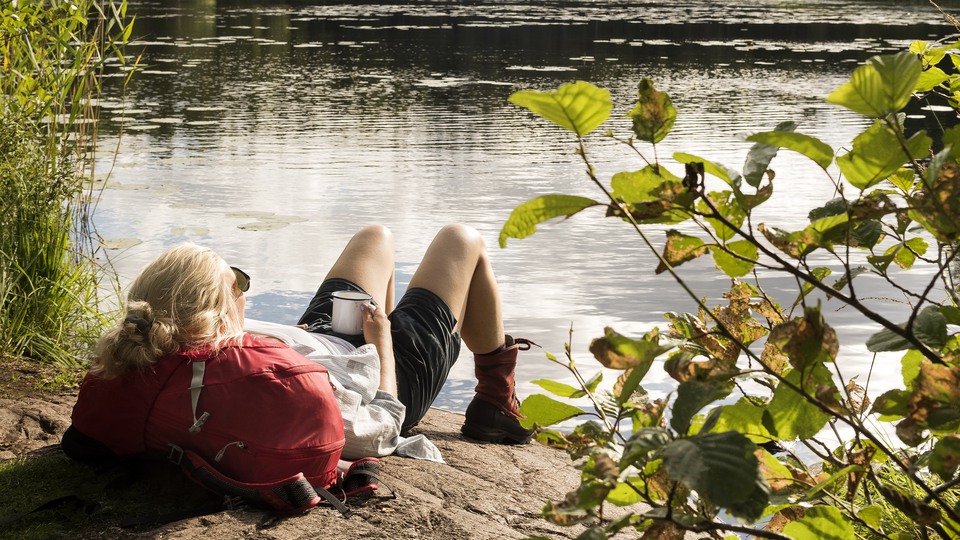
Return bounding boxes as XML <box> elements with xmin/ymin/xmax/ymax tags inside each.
<box><xmin>438</xmin><ymin>223</ymin><xmax>485</xmax><ymax>249</ymax></box>
<box><xmin>356</xmin><ymin>224</ymin><xmax>394</xmax><ymax>243</ymax></box>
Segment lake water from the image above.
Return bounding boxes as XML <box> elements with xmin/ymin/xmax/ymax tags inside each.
<box><xmin>92</xmin><ymin>0</ymin><xmax>959</xmax><ymax>424</ymax></box>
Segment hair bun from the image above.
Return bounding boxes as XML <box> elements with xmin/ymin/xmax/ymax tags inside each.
<box><xmin>123</xmin><ymin>314</ymin><xmax>153</xmax><ymax>338</ymax></box>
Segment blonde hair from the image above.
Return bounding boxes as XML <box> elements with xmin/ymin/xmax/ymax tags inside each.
<box><xmin>94</xmin><ymin>243</ymin><xmax>245</xmax><ymax>378</ymax></box>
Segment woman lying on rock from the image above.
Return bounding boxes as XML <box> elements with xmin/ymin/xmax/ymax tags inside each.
<box><xmin>61</xmin><ymin>224</ymin><xmax>536</xmax><ymax>506</ymax></box>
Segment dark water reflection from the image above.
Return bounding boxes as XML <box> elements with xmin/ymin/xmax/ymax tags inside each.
<box><xmin>94</xmin><ymin>0</ymin><xmax>959</xmax><ymax>420</ymax></box>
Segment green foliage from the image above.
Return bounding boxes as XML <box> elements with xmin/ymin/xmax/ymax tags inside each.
<box><xmin>0</xmin><ymin>0</ymin><xmax>132</xmax><ymax>364</ymax></box>
<box><xmin>508</xmin><ymin>81</ymin><xmax>612</xmax><ymax>137</ymax></box>
<box><xmin>506</xmin><ymin>36</ymin><xmax>960</xmax><ymax>539</ymax></box>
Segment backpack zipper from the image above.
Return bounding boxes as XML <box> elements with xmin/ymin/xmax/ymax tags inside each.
<box><xmin>215</xmin><ymin>441</ymin><xmax>246</xmax><ymax>462</ymax></box>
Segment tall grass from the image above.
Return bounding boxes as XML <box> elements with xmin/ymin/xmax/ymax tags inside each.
<box><xmin>0</xmin><ymin>121</ymin><xmax>104</xmax><ymax>365</ymax></box>
<box><xmin>0</xmin><ymin>0</ymin><xmax>133</xmax><ymax>366</ymax></box>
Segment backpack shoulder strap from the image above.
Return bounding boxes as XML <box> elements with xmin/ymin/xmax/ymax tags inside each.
<box><xmin>187</xmin><ymin>360</ymin><xmax>210</xmax><ymax>432</ymax></box>
<box><xmin>167</xmin><ymin>444</ymin><xmax>352</xmax><ymax>517</ymax></box>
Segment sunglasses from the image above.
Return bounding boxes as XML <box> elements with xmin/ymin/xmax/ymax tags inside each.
<box><xmin>230</xmin><ymin>266</ymin><xmax>251</xmax><ymax>293</ymax></box>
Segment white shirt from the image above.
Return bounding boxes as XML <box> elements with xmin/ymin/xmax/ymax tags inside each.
<box><xmin>243</xmin><ymin>319</ymin><xmax>443</xmax><ymax>463</ymax></box>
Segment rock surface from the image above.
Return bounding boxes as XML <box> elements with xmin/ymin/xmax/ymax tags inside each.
<box><xmin>1</xmin><ymin>391</ymin><xmax>600</xmax><ymax>539</ymax></box>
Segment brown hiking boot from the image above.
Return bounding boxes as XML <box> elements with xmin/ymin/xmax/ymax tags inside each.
<box><xmin>460</xmin><ymin>336</ymin><xmax>538</xmax><ymax>444</ymax></box>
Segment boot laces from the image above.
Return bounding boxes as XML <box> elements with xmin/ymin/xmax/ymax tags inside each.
<box><xmin>507</xmin><ymin>336</ymin><xmax>540</xmax><ymax>351</ymax></box>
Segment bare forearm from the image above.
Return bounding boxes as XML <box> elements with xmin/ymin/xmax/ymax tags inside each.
<box><xmin>375</xmin><ymin>340</ymin><xmax>398</xmax><ymax>397</ymax></box>
<box><xmin>362</xmin><ymin>303</ymin><xmax>398</xmax><ymax>397</ymax></box>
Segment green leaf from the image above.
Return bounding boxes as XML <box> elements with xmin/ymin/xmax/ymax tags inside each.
<box><xmin>532</xmin><ymin>378</ymin><xmax>585</xmax><ymax>399</ymax></box>
<box><xmin>745</xmin><ymin>130</ymin><xmax>834</xmax><ymax>170</ymax></box>
<box><xmin>709</xmin><ymin>399</ymin><xmax>777</xmax><ymax>444</ymax></box>
<box><xmin>794</xmin><ymin>267</ymin><xmax>832</xmax><ymax>308</ymax></box>
<box><xmin>499</xmin><ymin>194</ymin><xmax>599</xmax><ymax>247</ymax></box>
<box><xmin>902</xmin><ymin>349</ymin><xmax>923</xmax><ymax>387</ymax></box>
<box><xmin>655</xmin><ymin>230</ymin><xmax>709</xmax><ymax>274</ymax></box>
<box><xmin>886</xmin><ymin>237</ymin><xmax>927</xmax><ymax>269</ymax></box>
<box><xmin>674</xmin><ymin>152</ymin><xmax>743</xmax><ymax>189</ymax></box>
<box><xmin>888</xmin><ymin>168</ymin><xmax>917</xmax><ymax>191</ymax></box>
<box><xmin>885</xmin><ymin>243</ymin><xmax>916</xmax><ymax>270</ymax></box>
<box><xmin>589</xmin><ymin>327</ymin><xmax>671</xmax><ymax>372</ymax></box>
<box><xmin>662</xmin><ymin>431</ymin><xmax>768</xmax><ymax>520</ymax></box>
<box><xmin>609</xmin><ymin>166</ymin><xmax>691</xmax><ymax>225</ymax></box>
<box><xmin>940</xmin><ymin>305</ymin><xmax>960</xmax><ymax>326</ymax></box>
<box><xmin>670</xmin><ymin>380</ymin><xmax>733</xmax><ymax>435</ymax></box>
<box><xmin>621</xmin><ymin>427</ymin><xmax>673</xmax><ymax>466</ymax></box>
<box><xmin>866</xmin><ymin>305</ymin><xmax>948</xmax><ymax>352</ymax></box>
<box><xmin>808</xmin><ymin>197</ymin><xmax>847</xmax><ymax>220</ymax></box>
<box><xmin>915</xmin><ymin>66</ymin><xmax>950</xmax><ymax>93</ymax></box>
<box><xmin>924</xmin><ymin>147</ymin><xmax>953</xmax><ymax>189</ymax></box>
<box><xmin>826</xmin><ymin>51</ymin><xmax>922</xmax><ymax>117</ymax></box>
<box><xmin>605</xmin><ymin>479</ymin><xmax>644</xmax><ymax>506</ymax></box>
<box><xmin>942</xmin><ymin>124</ymin><xmax>960</xmax><ymax>161</ymax></box>
<box><xmin>698</xmin><ymin>190</ymin><xmax>744</xmax><ymax>242</ymax></box>
<box><xmin>868</xmin><ymin>252</ymin><xmax>895</xmax><ymax>273</ymax></box>
<box><xmin>574</xmin><ymin>529</ymin><xmax>607</xmax><ymax>540</ymax></box>
<box><xmin>851</xmin><ymin>220</ymin><xmax>883</xmax><ymax>249</ymax></box>
<box><xmin>830</xmin><ymin>266</ymin><xmax>869</xmax><ymax>294</ymax></box>
<box><xmin>627</xmin><ymin>79</ymin><xmax>676</xmax><ymax>144</ymax></box>
<box><xmin>837</xmin><ymin>121</ymin><xmax>932</xmax><ymax>190</ymax></box>
<box><xmin>616</xmin><ymin>365</ymin><xmax>647</xmax><ymax>407</ymax></box>
<box><xmin>742</xmin><ymin>121</ymin><xmax>796</xmax><ymax>187</ymax></box>
<box><xmin>857</xmin><ymin>505</ymin><xmax>884</xmax><ymax>529</ymax></box>
<box><xmin>519</xmin><ymin>394</ymin><xmax>587</xmax><ymax>429</ymax></box>
<box><xmin>781</xmin><ymin>506</ymin><xmax>855</xmax><ymax>540</ymax></box>
<box><xmin>610</xmin><ymin>167</ymin><xmax>674</xmax><ymax>203</ymax></box>
<box><xmin>509</xmin><ymin>81</ymin><xmax>613</xmax><ymax>136</ymax></box>
<box><xmin>873</xmin><ymin>389</ymin><xmax>911</xmax><ymax>419</ymax></box>
<box><xmin>801</xmin><ymin>464</ymin><xmax>861</xmax><ymax>501</ymax></box>
<box><xmin>710</xmin><ymin>240</ymin><xmax>758</xmax><ymax>278</ymax></box>
<box><xmin>929</xmin><ymin>435</ymin><xmax>960</xmax><ymax>482</ymax></box>
<box><xmin>905</xmin><ymin>236</ymin><xmax>929</xmax><ymax>256</ymax></box>
<box><xmin>583</xmin><ymin>371</ymin><xmax>603</xmax><ymax>393</ymax></box>
<box><xmin>765</xmin><ymin>366</ymin><xmax>833</xmax><ymax>440</ymax></box>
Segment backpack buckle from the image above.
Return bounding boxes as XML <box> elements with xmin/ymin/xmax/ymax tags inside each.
<box><xmin>167</xmin><ymin>444</ymin><xmax>184</xmax><ymax>466</ymax></box>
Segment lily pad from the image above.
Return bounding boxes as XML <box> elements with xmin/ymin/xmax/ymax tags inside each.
<box><xmin>100</xmin><ymin>238</ymin><xmax>143</xmax><ymax>250</ymax></box>
<box><xmin>233</xmin><ymin>212</ymin><xmax>309</xmax><ymax>232</ymax></box>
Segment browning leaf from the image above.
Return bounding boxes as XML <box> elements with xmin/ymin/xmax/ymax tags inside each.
<box><xmin>908</xmin><ymin>161</ymin><xmax>960</xmax><ymax>241</ymax></box>
<box><xmin>845</xmin><ymin>446</ymin><xmax>876</xmax><ymax>503</ymax></box>
<box><xmin>906</xmin><ymin>362</ymin><xmax>960</xmax><ymax>427</ymax></box>
<box><xmin>629</xmin><ymin>79</ymin><xmax>677</xmax><ymax>145</ymax></box>
<box><xmin>760</xmin><ymin>337</ymin><xmax>791</xmax><ymax>376</ymax></box>
<box><xmin>759</xmin><ymin>223</ymin><xmax>803</xmax><ymax>258</ymax></box>
<box><xmin>764</xmin><ymin>308</ymin><xmax>839</xmax><ymax>372</ymax></box>
<box><xmin>712</xmin><ymin>281</ymin><xmax>770</xmax><ymax>346</ymax></box>
<box><xmin>751</xmin><ymin>296</ymin><xmax>785</xmax><ymax>325</ymax></box>
<box><xmin>656</xmin><ymin>230</ymin><xmax>709</xmax><ymax>274</ymax></box>
<box><xmin>845</xmin><ymin>379</ymin><xmax>871</xmax><ymax>415</ymax></box>
<box><xmin>640</xmin><ymin>521</ymin><xmax>687</xmax><ymax>540</ymax></box>
<box><xmin>764</xmin><ymin>505</ymin><xmax>806</xmax><ymax>534</ymax></box>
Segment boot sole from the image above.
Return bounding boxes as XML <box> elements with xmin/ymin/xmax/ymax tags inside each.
<box><xmin>460</xmin><ymin>422</ymin><xmax>533</xmax><ymax>445</ymax></box>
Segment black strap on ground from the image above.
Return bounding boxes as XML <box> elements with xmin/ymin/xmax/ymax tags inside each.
<box><xmin>0</xmin><ymin>495</ymin><xmax>99</xmax><ymax>529</ymax></box>
<box><xmin>118</xmin><ymin>497</ymin><xmax>230</xmax><ymax>529</ymax></box>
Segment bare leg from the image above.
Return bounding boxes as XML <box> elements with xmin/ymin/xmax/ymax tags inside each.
<box><xmin>407</xmin><ymin>224</ymin><xmax>504</xmax><ymax>353</ymax></box>
<box><xmin>325</xmin><ymin>224</ymin><xmax>395</xmax><ymax>313</ymax></box>
<box><xmin>403</xmin><ymin>224</ymin><xmax>534</xmax><ymax>444</ymax></box>
<box><xmin>324</xmin><ymin>224</ymin><xmax>398</xmax><ymax>395</ymax></box>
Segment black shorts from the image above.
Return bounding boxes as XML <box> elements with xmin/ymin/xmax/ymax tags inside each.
<box><xmin>298</xmin><ymin>278</ymin><xmax>462</xmax><ymax>432</ymax></box>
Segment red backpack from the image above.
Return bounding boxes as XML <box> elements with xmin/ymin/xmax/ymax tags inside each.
<box><xmin>71</xmin><ymin>335</ymin><xmax>351</xmax><ymax>513</ymax></box>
